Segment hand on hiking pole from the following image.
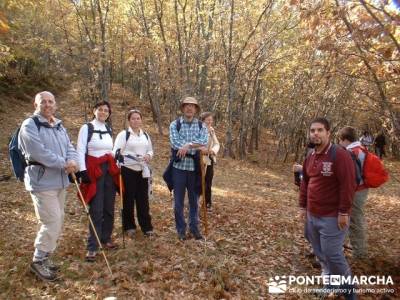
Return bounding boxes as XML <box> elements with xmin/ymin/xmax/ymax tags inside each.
<box><xmin>65</xmin><ymin>160</ymin><xmax>78</xmax><ymax>174</ymax></box>
<box><xmin>199</xmin><ymin>146</ymin><xmax>208</xmax><ymax>155</ymax></box>
<box><xmin>77</xmin><ymin>170</ymin><xmax>91</xmax><ymax>184</ymax></box>
<box><xmin>177</xmin><ymin>144</ymin><xmax>190</xmax><ymax>158</ymax></box>
<box><xmin>115</xmin><ymin>149</ymin><xmax>124</xmax><ymax>164</ymax></box>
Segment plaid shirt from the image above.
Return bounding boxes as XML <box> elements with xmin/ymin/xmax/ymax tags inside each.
<box><xmin>169</xmin><ymin>117</ymin><xmax>208</xmax><ymax>171</ymax></box>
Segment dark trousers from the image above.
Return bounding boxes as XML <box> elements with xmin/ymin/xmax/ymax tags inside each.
<box><xmin>205</xmin><ymin>160</ymin><xmax>214</xmax><ymax>207</ymax></box>
<box><xmin>172</xmin><ymin>167</ymin><xmax>200</xmax><ymax>235</ymax></box>
<box><xmin>87</xmin><ymin>163</ymin><xmax>116</xmax><ymax>251</ymax></box>
<box><xmin>121</xmin><ymin>166</ymin><xmax>153</xmax><ymax>233</ymax></box>
<box><xmin>375</xmin><ymin>146</ymin><xmax>385</xmax><ymax>159</ymax></box>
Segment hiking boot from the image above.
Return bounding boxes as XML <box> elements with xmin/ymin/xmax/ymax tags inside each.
<box><xmin>144</xmin><ymin>230</ymin><xmax>154</xmax><ymax>237</ymax></box>
<box><xmin>85</xmin><ymin>251</ymin><xmax>97</xmax><ymax>262</ymax></box>
<box><xmin>43</xmin><ymin>258</ymin><xmax>60</xmax><ymax>272</ymax></box>
<box><xmin>191</xmin><ymin>231</ymin><xmax>204</xmax><ymax>240</ymax></box>
<box><xmin>126</xmin><ymin>229</ymin><xmax>136</xmax><ymax>239</ymax></box>
<box><xmin>305</xmin><ymin>252</ymin><xmax>315</xmax><ymax>259</ymax></box>
<box><xmin>30</xmin><ymin>261</ymin><xmax>57</xmax><ymax>282</ymax></box>
<box><xmin>102</xmin><ymin>241</ymin><xmax>118</xmax><ymax>250</ymax></box>
<box><xmin>178</xmin><ymin>233</ymin><xmax>186</xmax><ymax>241</ymax></box>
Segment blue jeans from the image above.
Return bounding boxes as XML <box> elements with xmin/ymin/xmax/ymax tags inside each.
<box><xmin>307</xmin><ymin>213</ymin><xmax>356</xmax><ymax>299</ymax></box>
<box><xmin>172</xmin><ymin>167</ymin><xmax>200</xmax><ymax>235</ymax></box>
<box><xmin>307</xmin><ymin>213</ymin><xmax>351</xmax><ymax>275</ymax></box>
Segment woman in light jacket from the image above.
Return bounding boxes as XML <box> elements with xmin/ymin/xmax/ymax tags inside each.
<box><xmin>76</xmin><ymin>101</ymin><xmax>119</xmax><ymax>262</ymax></box>
<box><xmin>113</xmin><ymin>109</ymin><xmax>154</xmax><ymax>238</ymax></box>
<box><xmin>200</xmin><ymin>112</ymin><xmax>220</xmax><ymax>210</ymax></box>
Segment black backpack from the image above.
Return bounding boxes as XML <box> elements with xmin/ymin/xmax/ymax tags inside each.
<box><xmin>125</xmin><ymin>129</ymin><xmax>149</xmax><ymax>142</ymax></box>
<box><xmin>9</xmin><ymin>116</ymin><xmax>49</xmax><ymax>181</ymax></box>
<box><xmin>86</xmin><ymin>122</ymin><xmax>112</xmax><ymax>143</ymax></box>
<box><xmin>85</xmin><ymin>122</ymin><xmax>113</xmax><ymax>154</ymax></box>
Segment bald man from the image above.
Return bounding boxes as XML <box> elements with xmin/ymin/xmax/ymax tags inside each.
<box><xmin>18</xmin><ymin>91</ymin><xmax>78</xmax><ymax>281</ymax></box>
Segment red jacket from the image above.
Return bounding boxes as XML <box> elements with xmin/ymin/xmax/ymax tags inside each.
<box><xmin>79</xmin><ymin>154</ymin><xmax>120</xmax><ymax>203</ymax></box>
<box><xmin>299</xmin><ymin>143</ymin><xmax>356</xmax><ymax>217</ymax></box>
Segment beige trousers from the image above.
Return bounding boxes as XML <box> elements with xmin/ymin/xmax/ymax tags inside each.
<box><xmin>30</xmin><ymin>189</ymin><xmax>66</xmax><ymax>253</ymax></box>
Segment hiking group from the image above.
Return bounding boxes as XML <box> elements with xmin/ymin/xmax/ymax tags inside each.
<box><xmin>294</xmin><ymin>118</ymin><xmax>389</xmax><ymax>299</ymax></box>
<box><xmin>11</xmin><ymin>91</ymin><xmax>389</xmax><ymax>298</ymax></box>
<box><xmin>12</xmin><ymin>91</ymin><xmax>219</xmax><ymax>282</ymax></box>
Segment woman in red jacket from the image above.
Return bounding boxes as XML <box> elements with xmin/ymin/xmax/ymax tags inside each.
<box><xmin>76</xmin><ymin>101</ymin><xmax>119</xmax><ymax>262</ymax></box>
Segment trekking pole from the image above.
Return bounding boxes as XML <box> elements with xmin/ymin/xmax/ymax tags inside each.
<box><xmin>71</xmin><ymin>173</ymin><xmax>114</xmax><ymax>278</ymax></box>
<box><xmin>200</xmin><ymin>154</ymin><xmax>208</xmax><ymax>237</ymax></box>
<box><xmin>119</xmin><ymin>173</ymin><xmax>125</xmax><ymax>248</ymax></box>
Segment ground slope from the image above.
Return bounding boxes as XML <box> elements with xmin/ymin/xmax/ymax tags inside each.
<box><xmin>0</xmin><ymin>86</ymin><xmax>399</xmax><ymax>299</ymax></box>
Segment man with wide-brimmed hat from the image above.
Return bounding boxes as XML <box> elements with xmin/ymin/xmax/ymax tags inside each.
<box><xmin>169</xmin><ymin>96</ymin><xmax>208</xmax><ymax>241</ymax></box>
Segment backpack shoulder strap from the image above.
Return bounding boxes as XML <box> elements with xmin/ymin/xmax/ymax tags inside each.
<box><xmin>176</xmin><ymin>118</ymin><xmax>182</xmax><ymax>133</ymax></box>
<box><xmin>31</xmin><ymin>116</ymin><xmax>42</xmax><ymax>132</ymax></box>
<box><xmin>143</xmin><ymin>131</ymin><xmax>149</xmax><ymax>141</ymax></box>
<box><xmin>86</xmin><ymin>123</ymin><xmax>94</xmax><ymax>145</ymax></box>
<box><xmin>105</xmin><ymin>123</ymin><xmax>112</xmax><ymax>135</ymax></box>
<box><xmin>125</xmin><ymin>129</ymin><xmax>130</xmax><ymax>141</ymax></box>
<box><xmin>329</xmin><ymin>144</ymin><xmax>337</xmax><ymax>161</ymax></box>
<box><xmin>198</xmin><ymin>120</ymin><xmax>203</xmax><ymax>130</ymax></box>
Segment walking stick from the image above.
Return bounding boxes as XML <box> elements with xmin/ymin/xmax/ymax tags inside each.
<box><xmin>71</xmin><ymin>173</ymin><xmax>114</xmax><ymax>278</ymax></box>
<box><xmin>200</xmin><ymin>154</ymin><xmax>208</xmax><ymax>237</ymax></box>
<box><xmin>119</xmin><ymin>173</ymin><xmax>125</xmax><ymax>248</ymax></box>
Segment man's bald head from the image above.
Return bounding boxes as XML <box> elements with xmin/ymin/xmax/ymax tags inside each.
<box><xmin>35</xmin><ymin>91</ymin><xmax>55</xmax><ymax>105</ymax></box>
<box><xmin>34</xmin><ymin>91</ymin><xmax>57</xmax><ymax>121</ymax></box>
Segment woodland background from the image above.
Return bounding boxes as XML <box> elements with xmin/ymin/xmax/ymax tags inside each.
<box><xmin>1</xmin><ymin>0</ymin><xmax>399</xmax><ymax>160</ymax></box>
<box><xmin>0</xmin><ymin>0</ymin><xmax>399</xmax><ymax>299</ymax></box>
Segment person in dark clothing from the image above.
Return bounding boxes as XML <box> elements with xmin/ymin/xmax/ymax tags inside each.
<box><xmin>374</xmin><ymin>132</ymin><xmax>386</xmax><ymax>159</ymax></box>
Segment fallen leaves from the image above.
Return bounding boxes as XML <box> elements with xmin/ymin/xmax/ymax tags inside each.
<box><xmin>0</xmin><ymin>87</ymin><xmax>399</xmax><ymax>299</ymax></box>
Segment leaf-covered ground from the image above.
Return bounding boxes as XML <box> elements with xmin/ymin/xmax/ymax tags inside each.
<box><xmin>0</xmin><ymin>87</ymin><xmax>399</xmax><ymax>299</ymax></box>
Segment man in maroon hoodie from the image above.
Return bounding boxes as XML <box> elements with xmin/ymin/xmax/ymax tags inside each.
<box><xmin>299</xmin><ymin>118</ymin><xmax>357</xmax><ymax>299</ymax></box>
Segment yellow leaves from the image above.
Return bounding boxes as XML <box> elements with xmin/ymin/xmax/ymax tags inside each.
<box><xmin>0</xmin><ymin>12</ymin><xmax>9</xmax><ymax>34</ymax></box>
<box><xmin>309</xmin><ymin>15</ymin><xmax>320</xmax><ymax>31</ymax></box>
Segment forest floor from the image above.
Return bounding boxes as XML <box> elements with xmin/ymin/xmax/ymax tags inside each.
<box><xmin>0</xmin><ymin>85</ymin><xmax>399</xmax><ymax>300</ymax></box>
